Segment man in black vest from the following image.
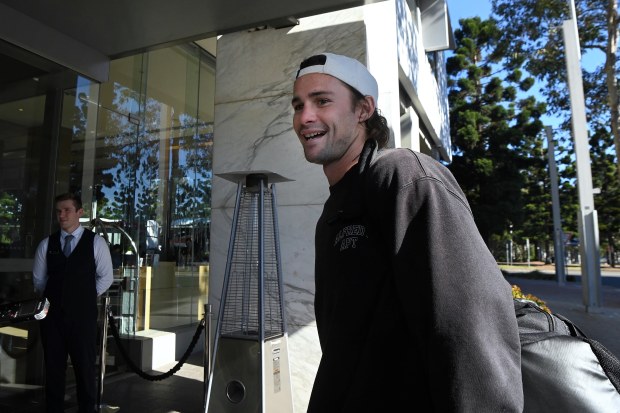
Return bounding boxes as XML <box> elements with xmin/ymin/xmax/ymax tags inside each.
<box><xmin>33</xmin><ymin>193</ymin><xmax>113</xmax><ymax>413</ymax></box>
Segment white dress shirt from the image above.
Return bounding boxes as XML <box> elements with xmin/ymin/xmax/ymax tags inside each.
<box><xmin>33</xmin><ymin>225</ymin><xmax>114</xmax><ymax>296</ymax></box>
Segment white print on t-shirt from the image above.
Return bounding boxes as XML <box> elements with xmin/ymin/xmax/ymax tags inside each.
<box><xmin>333</xmin><ymin>224</ymin><xmax>366</xmax><ymax>251</ymax></box>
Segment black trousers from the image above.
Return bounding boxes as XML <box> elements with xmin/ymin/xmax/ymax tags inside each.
<box><xmin>40</xmin><ymin>311</ymin><xmax>97</xmax><ymax>413</ymax></box>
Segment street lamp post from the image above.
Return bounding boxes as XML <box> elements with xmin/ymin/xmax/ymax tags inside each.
<box><xmin>545</xmin><ymin>126</ymin><xmax>567</xmax><ymax>285</ymax></box>
<box><xmin>562</xmin><ymin>0</ymin><xmax>602</xmax><ymax>310</ymax></box>
<box><xmin>509</xmin><ymin>224</ymin><xmax>513</xmax><ymax>266</ymax></box>
<box><xmin>526</xmin><ymin>238</ymin><xmax>530</xmax><ymax>267</ymax></box>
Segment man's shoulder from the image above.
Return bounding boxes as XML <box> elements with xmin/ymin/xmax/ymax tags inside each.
<box><xmin>82</xmin><ymin>228</ymin><xmax>96</xmax><ymax>238</ymax></box>
<box><xmin>46</xmin><ymin>230</ymin><xmax>61</xmax><ymax>239</ymax></box>
<box><xmin>375</xmin><ymin>147</ymin><xmax>446</xmax><ymax>167</ymax></box>
<box><xmin>88</xmin><ymin>231</ymin><xmax>109</xmax><ymax>248</ymax></box>
<box><xmin>41</xmin><ymin>231</ymin><xmax>61</xmax><ymax>246</ymax></box>
<box><xmin>368</xmin><ymin>148</ymin><xmax>447</xmax><ymax>183</ymax></box>
<box><xmin>90</xmin><ymin>232</ymin><xmax>112</xmax><ymax>254</ymax></box>
<box><xmin>35</xmin><ymin>236</ymin><xmax>50</xmax><ymax>253</ymax></box>
<box><xmin>366</xmin><ymin>147</ymin><xmax>467</xmax><ymax>201</ymax></box>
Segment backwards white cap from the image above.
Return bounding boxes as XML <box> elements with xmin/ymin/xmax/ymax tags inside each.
<box><xmin>295</xmin><ymin>53</ymin><xmax>378</xmax><ymax>103</ymax></box>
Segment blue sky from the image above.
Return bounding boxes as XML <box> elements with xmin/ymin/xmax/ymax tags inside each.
<box><xmin>447</xmin><ymin>0</ymin><xmax>492</xmax><ymax>27</ymax></box>
<box><xmin>446</xmin><ymin>0</ymin><xmax>602</xmax><ymax>71</ymax></box>
<box><xmin>444</xmin><ymin>0</ymin><xmax>606</xmax><ymax>133</ymax></box>
<box><xmin>444</xmin><ymin>0</ymin><xmax>563</xmax><ymax>130</ymax></box>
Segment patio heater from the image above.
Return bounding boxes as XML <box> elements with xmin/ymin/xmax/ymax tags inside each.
<box><xmin>205</xmin><ymin>171</ymin><xmax>294</xmax><ymax>413</ymax></box>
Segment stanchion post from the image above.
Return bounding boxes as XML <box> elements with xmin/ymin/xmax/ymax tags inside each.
<box><xmin>203</xmin><ymin>303</ymin><xmax>213</xmax><ymax>411</ymax></box>
<box><xmin>97</xmin><ymin>296</ymin><xmax>110</xmax><ymax>413</ymax></box>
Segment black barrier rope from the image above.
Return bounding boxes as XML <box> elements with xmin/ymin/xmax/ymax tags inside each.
<box><xmin>106</xmin><ymin>309</ymin><xmax>205</xmax><ymax>381</ymax></box>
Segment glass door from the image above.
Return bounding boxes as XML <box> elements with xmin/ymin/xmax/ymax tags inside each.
<box><xmin>0</xmin><ymin>42</ymin><xmax>74</xmax><ymax>406</ymax></box>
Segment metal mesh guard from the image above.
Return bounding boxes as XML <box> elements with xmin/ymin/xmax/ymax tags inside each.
<box><xmin>220</xmin><ymin>185</ymin><xmax>284</xmax><ymax>339</ymax></box>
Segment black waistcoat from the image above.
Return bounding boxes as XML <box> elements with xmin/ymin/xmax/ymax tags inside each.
<box><xmin>44</xmin><ymin>229</ymin><xmax>98</xmax><ymax>320</ymax></box>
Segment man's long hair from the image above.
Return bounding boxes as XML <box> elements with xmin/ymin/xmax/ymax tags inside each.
<box><xmin>348</xmin><ymin>86</ymin><xmax>390</xmax><ymax>149</ymax></box>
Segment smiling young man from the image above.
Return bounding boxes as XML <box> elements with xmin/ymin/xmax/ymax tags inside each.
<box><xmin>33</xmin><ymin>193</ymin><xmax>113</xmax><ymax>413</ymax></box>
<box><xmin>292</xmin><ymin>53</ymin><xmax>523</xmax><ymax>412</ymax></box>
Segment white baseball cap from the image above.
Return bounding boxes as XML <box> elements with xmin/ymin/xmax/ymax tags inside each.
<box><xmin>295</xmin><ymin>53</ymin><xmax>378</xmax><ymax>103</ymax></box>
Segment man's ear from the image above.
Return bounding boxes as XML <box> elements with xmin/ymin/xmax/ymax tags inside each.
<box><xmin>358</xmin><ymin>96</ymin><xmax>376</xmax><ymax>122</ymax></box>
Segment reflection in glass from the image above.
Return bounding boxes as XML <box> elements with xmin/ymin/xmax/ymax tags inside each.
<box><xmin>58</xmin><ymin>43</ymin><xmax>215</xmax><ymax>333</ymax></box>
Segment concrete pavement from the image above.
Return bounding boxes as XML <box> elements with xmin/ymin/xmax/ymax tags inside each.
<box><xmin>8</xmin><ymin>263</ymin><xmax>619</xmax><ymax>413</ymax></box>
<box><xmin>91</xmin><ymin>264</ymin><xmax>620</xmax><ymax>413</ymax></box>
<box><xmin>80</xmin><ymin>264</ymin><xmax>620</xmax><ymax>413</ymax></box>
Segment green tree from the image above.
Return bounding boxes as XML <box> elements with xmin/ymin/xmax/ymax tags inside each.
<box><xmin>447</xmin><ymin>17</ymin><xmax>547</xmax><ymax>258</ymax></box>
<box><xmin>0</xmin><ymin>192</ymin><xmax>20</xmax><ymax>246</ymax></box>
<box><xmin>519</xmin><ymin>131</ymin><xmax>554</xmax><ymax>261</ymax></box>
<box><xmin>490</xmin><ymin>0</ymin><xmax>620</xmax><ymax>263</ymax></box>
<box><xmin>590</xmin><ymin>126</ymin><xmax>620</xmax><ymax>265</ymax></box>
<box><xmin>492</xmin><ymin>0</ymin><xmax>620</xmax><ymax>182</ymax></box>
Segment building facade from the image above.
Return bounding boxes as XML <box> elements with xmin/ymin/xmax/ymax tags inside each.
<box><xmin>0</xmin><ymin>0</ymin><xmax>452</xmax><ymax>411</ymax></box>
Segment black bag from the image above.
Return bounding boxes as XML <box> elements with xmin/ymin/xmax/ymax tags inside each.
<box><xmin>515</xmin><ymin>298</ymin><xmax>620</xmax><ymax>412</ymax></box>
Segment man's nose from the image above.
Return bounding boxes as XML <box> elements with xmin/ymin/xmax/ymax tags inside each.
<box><xmin>298</xmin><ymin>105</ymin><xmax>316</xmax><ymax>123</ymax></box>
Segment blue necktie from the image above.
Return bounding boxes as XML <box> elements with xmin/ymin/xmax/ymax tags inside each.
<box><xmin>63</xmin><ymin>234</ymin><xmax>74</xmax><ymax>257</ymax></box>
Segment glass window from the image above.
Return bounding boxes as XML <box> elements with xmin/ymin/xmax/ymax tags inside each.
<box><xmin>57</xmin><ymin>43</ymin><xmax>216</xmax><ymax>333</ymax></box>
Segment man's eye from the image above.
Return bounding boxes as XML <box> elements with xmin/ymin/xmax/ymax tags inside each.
<box><xmin>293</xmin><ymin>104</ymin><xmax>303</xmax><ymax>111</ymax></box>
<box><xmin>317</xmin><ymin>99</ymin><xmax>329</xmax><ymax>105</ymax></box>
